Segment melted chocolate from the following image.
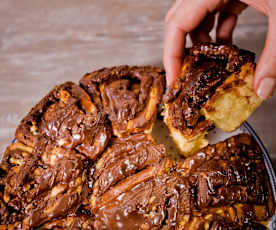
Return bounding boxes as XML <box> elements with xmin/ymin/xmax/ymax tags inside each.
<box><xmin>0</xmin><ymin>141</ymin><xmax>86</xmax><ymax>228</ymax></box>
<box><xmin>94</xmin><ymin>172</ymin><xmax>191</xmax><ymax>230</ymax></box>
<box><xmin>40</xmin><ymin>214</ymin><xmax>95</xmax><ymax>230</ymax></box>
<box><xmin>15</xmin><ymin>82</ymin><xmax>111</xmax><ymax>160</ymax></box>
<box><xmin>92</xmin><ymin>134</ymin><xmax>166</xmax><ymax>199</ymax></box>
<box><xmin>80</xmin><ymin>65</ymin><xmax>165</xmax><ymax>136</ymax></box>
<box><xmin>92</xmin><ymin>134</ymin><xmax>275</xmax><ymax>230</ymax></box>
<box><xmin>177</xmin><ymin>134</ymin><xmax>275</xmax><ymax>223</ymax></box>
<box><xmin>1</xmin><ymin>134</ymin><xmax>275</xmax><ymax>229</ymax></box>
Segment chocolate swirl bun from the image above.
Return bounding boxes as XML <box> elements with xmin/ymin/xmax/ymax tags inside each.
<box><xmin>92</xmin><ymin>134</ymin><xmax>275</xmax><ymax>230</ymax></box>
<box><xmin>1</xmin><ymin>133</ymin><xmax>274</xmax><ymax>229</ymax></box>
<box><xmin>80</xmin><ymin>65</ymin><xmax>165</xmax><ymax>137</ymax></box>
<box><xmin>176</xmin><ymin>134</ymin><xmax>275</xmax><ymax>228</ymax></box>
<box><xmin>0</xmin><ymin>141</ymin><xmax>86</xmax><ymax>229</ymax></box>
<box><xmin>163</xmin><ymin>43</ymin><xmax>262</xmax><ymax>156</ymax></box>
<box><xmin>86</xmin><ymin>134</ymin><xmax>191</xmax><ymax>230</ymax></box>
<box><xmin>15</xmin><ymin>82</ymin><xmax>111</xmax><ymax>160</ymax></box>
<box><xmin>93</xmin><ymin>171</ymin><xmax>192</xmax><ymax>230</ymax></box>
<box><xmin>89</xmin><ymin>134</ymin><xmax>168</xmax><ymax>211</ymax></box>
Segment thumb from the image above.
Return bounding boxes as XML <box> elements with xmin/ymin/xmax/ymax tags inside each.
<box><xmin>255</xmin><ymin>13</ymin><xmax>276</xmax><ymax>99</ymax></box>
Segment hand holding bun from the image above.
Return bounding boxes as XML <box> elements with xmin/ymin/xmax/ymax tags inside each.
<box><xmin>163</xmin><ymin>43</ymin><xmax>262</xmax><ymax>156</ymax></box>
<box><xmin>164</xmin><ymin>0</ymin><xmax>276</xmax><ymax>99</ymax></box>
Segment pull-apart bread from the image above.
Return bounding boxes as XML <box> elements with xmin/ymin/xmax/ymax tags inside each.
<box><xmin>163</xmin><ymin>43</ymin><xmax>263</xmax><ymax>156</ymax></box>
<box><xmin>1</xmin><ymin>134</ymin><xmax>274</xmax><ymax>229</ymax></box>
<box><xmin>0</xmin><ymin>43</ymin><xmax>275</xmax><ymax>229</ymax></box>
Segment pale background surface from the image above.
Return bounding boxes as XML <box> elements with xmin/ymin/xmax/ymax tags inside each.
<box><xmin>0</xmin><ymin>0</ymin><xmax>275</xmax><ymax>167</ymax></box>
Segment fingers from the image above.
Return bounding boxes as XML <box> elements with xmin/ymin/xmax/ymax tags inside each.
<box><xmin>165</xmin><ymin>0</ymin><xmax>183</xmax><ymax>23</ymax></box>
<box><xmin>164</xmin><ymin>0</ymin><xmax>219</xmax><ymax>87</ymax></box>
<box><xmin>216</xmin><ymin>1</ymin><xmax>247</xmax><ymax>43</ymax></box>
<box><xmin>255</xmin><ymin>15</ymin><xmax>276</xmax><ymax>99</ymax></box>
<box><xmin>190</xmin><ymin>13</ymin><xmax>215</xmax><ymax>44</ymax></box>
<box><xmin>216</xmin><ymin>12</ymin><xmax>237</xmax><ymax>43</ymax></box>
<box><xmin>222</xmin><ymin>0</ymin><xmax>247</xmax><ymax>15</ymax></box>
<box><xmin>164</xmin><ymin>16</ymin><xmax>187</xmax><ymax>87</ymax></box>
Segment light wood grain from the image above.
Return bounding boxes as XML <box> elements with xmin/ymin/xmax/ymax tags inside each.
<box><xmin>0</xmin><ymin>0</ymin><xmax>275</xmax><ymax>167</ymax></box>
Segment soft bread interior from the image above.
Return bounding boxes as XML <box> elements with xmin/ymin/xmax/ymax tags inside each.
<box><xmin>170</xmin><ymin>128</ymin><xmax>208</xmax><ymax>157</ymax></box>
<box><xmin>163</xmin><ymin>105</ymin><xmax>208</xmax><ymax>157</ymax></box>
<box><xmin>201</xmin><ymin>63</ymin><xmax>263</xmax><ymax>132</ymax></box>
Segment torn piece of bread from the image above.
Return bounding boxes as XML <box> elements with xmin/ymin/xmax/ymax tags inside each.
<box><xmin>201</xmin><ymin>61</ymin><xmax>262</xmax><ymax>132</ymax></box>
<box><xmin>163</xmin><ymin>43</ymin><xmax>263</xmax><ymax>156</ymax></box>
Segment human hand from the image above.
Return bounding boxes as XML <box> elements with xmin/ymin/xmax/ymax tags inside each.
<box><xmin>163</xmin><ymin>0</ymin><xmax>276</xmax><ymax>99</ymax></box>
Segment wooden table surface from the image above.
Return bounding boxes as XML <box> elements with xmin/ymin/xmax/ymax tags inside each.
<box><xmin>0</xmin><ymin>0</ymin><xmax>275</xmax><ymax>167</ymax></box>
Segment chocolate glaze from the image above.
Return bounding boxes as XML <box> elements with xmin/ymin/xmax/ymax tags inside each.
<box><xmin>15</xmin><ymin>82</ymin><xmax>111</xmax><ymax>159</ymax></box>
<box><xmin>183</xmin><ymin>213</ymin><xmax>267</xmax><ymax>230</ymax></box>
<box><xmin>80</xmin><ymin>65</ymin><xmax>165</xmax><ymax>136</ymax></box>
<box><xmin>94</xmin><ymin>172</ymin><xmax>191</xmax><ymax>230</ymax></box>
<box><xmin>92</xmin><ymin>134</ymin><xmax>166</xmax><ymax>198</ymax></box>
<box><xmin>0</xmin><ymin>141</ymin><xmax>87</xmax><ymax>228</ymax></box>
<box><xmin>165</xmin><ymin>43</ymin><xmax>255</xmax><ymax>137</ymax></box>
<box><xmin>92</xmin><ymin>134</ymin><xmax>275</xmax><ymax>230</ymax></box>
<box><xmin>177</xmin><ymin>134</ymin><xmax>275</xmax><ymax>221</ymax></box>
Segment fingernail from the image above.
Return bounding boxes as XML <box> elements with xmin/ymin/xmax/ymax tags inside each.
<box><xmin>257</xmin><ymin>77</ymin><xmax>276</xmax><ymax>99</ymax></box>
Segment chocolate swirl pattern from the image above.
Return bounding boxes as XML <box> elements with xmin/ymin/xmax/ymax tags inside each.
<box><xmin>80</xmin><ymin>65</ymin><xmax>165</xmax><ymax>137</ymax></box>
<box><xmin>178</xmin><ymin>135</ymin><xmax>275</xmax><ymax>216</ymax></box>
<box><xmin>90</xmin><ymin>134</ymin><xmax>166</xmax><ymax>206</ymax></box>
<box><xmin>15</xmin><ymin>82</ymin><xmax>111</xmax><ymax>160</ymax></box>
<box><xmin>92</xmin><ymin>134</ymin><xmax>275</xmax><ymax>230</ymax></box>
<box><xmin>0</xmin><ymin>44</ymin><xmax>275</xmax><ymax>229</ymax></box>
<box><xmin>0</xmin><ymin>141</ymin><xmax>86</xmax><ymax>229</ymax></box>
